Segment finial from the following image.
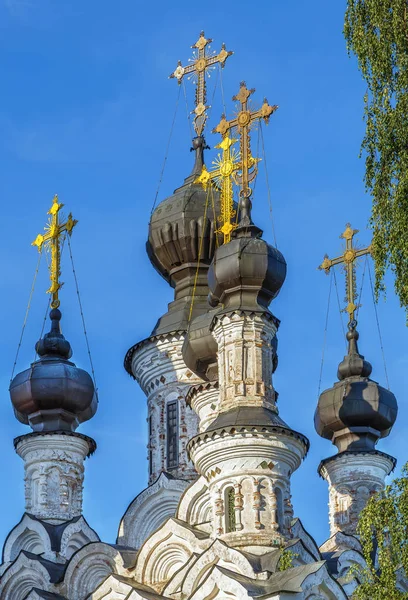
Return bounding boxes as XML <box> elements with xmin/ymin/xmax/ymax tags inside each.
<box><xmin>337</xmin><ymin>320</ymin><xmax>372</xmax><ymax>380</ymax></box>
<box><xmin>32</xmin><ymin>195</ymin><xmax>77</xmax><ymax>309</ymax></box>
<box><xmin>190</xmin><ymin>135</ymin><xmax>207</xmax><ymax>177</ymax></box>
<box><xmin>318</xmin><ymin>223</ymin><xmax>371</xmax><ymax>325</ymax></box>
<box><xmin>35</xmin><ymin>308</ymin><xmax>72</xmax><ymax>359</ymax></box>
<box><xmin>169</xmin><ymin>32</ymin><xmax>233</xmax><ymax>136</ymax></box>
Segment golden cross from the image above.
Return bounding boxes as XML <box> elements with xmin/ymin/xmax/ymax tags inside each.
<box><xmin>213</xmin><ymin>82</ymin><xmax>278</xmax><ymax>199</ymax></box>
<box><xmin>170</xmin><ymin>31</ymin><xmax>233</xmax><ymax>136</ymax></box>
<box><xmin>195</xmin><ymin>135</ymin><xmax>240</xmax><ymax>244</ymax></box>
<box><xmin>32</xmin><ymin>195</ymin><xmax>77</xmax><ymax>309</ymax></box>
<box><xmin>319</xmin><ymin>223</ymin><xmax>372</xmax><ymax>324</ymax></box>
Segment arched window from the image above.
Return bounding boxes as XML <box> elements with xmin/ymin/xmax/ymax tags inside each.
<box><xmin>275</xmin><ymin>487</ymin><xmax>284</xmax><ymax>531</ymax></box>
<box><xmin>225</xmin><ymin>487</ymin><xmax>236</xmax><ymax>533</ymax></box>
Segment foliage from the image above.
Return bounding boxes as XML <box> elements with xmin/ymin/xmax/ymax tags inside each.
<box><xmin>352</xmin><ymin>463</ymin><xmax>408</xmax><ymax>599</ymax></box>
<box><xmin>278</xmin><ymin>549</ymin><xmax>298</xmax><ymax>572</ymax></box>
<box><xmin>344</xmin><ymin>0</ymin><xmax>408</xmax><ymax>314</ymax></box>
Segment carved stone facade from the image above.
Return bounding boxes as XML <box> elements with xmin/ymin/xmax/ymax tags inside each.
<box><xmin>212</xmin><ymin>312</ymin><xmax>277</xmax><ymax>412</ymax></box>
<box><xmin>131</xmin><ymin>333</ymin><xmax>201</xmax><ymax>484</ymax></box>
<box><xmin>319</xmin><ymin>451</ymin><xmax>395</xmax><ymax>537</ymax></box>
<box><xmin>15</xmin><ymin>433</ymin><xmax>93</xmax><ymax>522</ymax></box>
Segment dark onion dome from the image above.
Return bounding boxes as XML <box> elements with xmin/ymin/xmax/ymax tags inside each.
<box><xmin>208</xmin><ymin>198</ymin><xmax>287</xmax><ymax>312</ymax></box>
<box><xmin>10</xmin><ymin>308</ymin><xmax>97</xmax><ymax>433</ymax></box>
<box><xmin>314</xmin><ymin>323</ymin><xmax>398</xmax><ymax>453</ymax></box>
<box><xmin>182</xmin><ymin>309</ymin><xmax>219</xmax><ymax>382</ymax></box>
<box><xmin>145</xmin><ymin>136</ymin><xmax>229</xmax><ymax>337</ymax></box>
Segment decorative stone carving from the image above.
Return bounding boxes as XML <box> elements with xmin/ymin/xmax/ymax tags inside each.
<box><xmin>319</xmin><ymin>451</ymin><xmax>395</xmax><ymax>536</ymax></box>
<box><xmin>15</xmin><ymin>433</ymin><xmax>93</xmax><ymax>522</ymax></box>
<box><xmin>131</xmin><ymin>334</ymin><xmax>201</xmax><ymax>483</ymax></box>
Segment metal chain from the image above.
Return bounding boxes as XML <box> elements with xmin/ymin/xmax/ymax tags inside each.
<box><xmin>259</xmin><ymin>122</ymin><xmax>278</xmax><ymax>248</ymax></box>
<box><xmin>182</xmin><ymin>79</ymin><xmax>194</xmax><ymax>140</ymax></box>
<box><xmin>355</xmin><ymin>254</ymin><xmax>368</xmax><ymax>322</ymax></box>
<box><xmin>67</xmin><ymin>236</ymin><xmax>98</xmax><ymax>396</ymax></box>
<box><xmin>333</xmin><ymin>267</ymin><xmax>347</xmax><ymax>349</ymax></box>
<box><xmin>367</xmin><ymin>260</ymin><xmax>390</xmax><ymax>389</ymax></box>
<box><xmin>219</xmin><ymin>63</ymin><xmax>227</xmax><ymax>116</ymax></box>
<box><xmin>188</xmin><ymin>185</ymin><xmax>211</xmax><ymax>325</ymax></box>
<box><xmin>317</xmin><ymin>269</ymin><xmax>333</xmax><ymax>398</ymax></box>
<box><xmin>10</xmin><ymin>250</ymin><xmax>43</xmax><ymax>383</ymax></box>
<box><xmin>151</xmin><ymin>85</ymin><xmax>181</xmax><ymax>214</ymax></box>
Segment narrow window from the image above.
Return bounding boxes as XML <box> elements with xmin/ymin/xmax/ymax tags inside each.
<box><xmin>166</xmin><ymin>401</ymin><xmax>178</xmax><ymax>470</ymax></box>
<box><xmin>275</xmin><ymin>487</ymin><xmax>284</xmax><ymax>531</ymax></box>
<box><xmin>148</xmin><ymin>416</ymin><xmax>153</xmax><ymax>476</ymax></box>
<box><xmin>225</xmin><ymin>487</ymin><xmax>236</xmax><ymax>533</ymax></box>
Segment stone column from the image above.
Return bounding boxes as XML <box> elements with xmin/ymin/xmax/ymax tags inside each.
<box><xmin>188</xmin><ymin>311</ymin><xmax>308</xmax><ymax>550</ymax></box>
<box><xmin>319</xmin><ymin>451</ymin><xmax>395</xmax><ymax>537</ymax></box>
<box><xmin>15</xmin><ymin>432</ymin><xmax>95</xmax><ymax>522</ymax></box>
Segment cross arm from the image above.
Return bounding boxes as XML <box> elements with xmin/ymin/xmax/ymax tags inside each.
<box><xmin>206</xmin><ymin>46</ymin><xmax>233</xmax><ymax>68</ymax></box>
<box><xmin>319</xmin><ymin>254</ymin><xmax>345</xmax><ymax>273</ymax></box>
<box><xmin>355</xmin><ymin>246</ymin><xmax>371</xmax><ymax>258</ymax></box>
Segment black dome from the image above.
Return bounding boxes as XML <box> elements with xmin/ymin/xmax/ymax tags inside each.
<box><xmin>208</xmin><ymin>200</ymin><xmax>286</xmax><ymax>312</ymax></box>
<box><xmin>314</xmin><ymin>324</ymin><xmax>398</xmax><ymax>453</ymax></box>
<box><xmin>10</xmin><ymin>309</ymin><xmax>97</xmax><ymax>433</ymax></box>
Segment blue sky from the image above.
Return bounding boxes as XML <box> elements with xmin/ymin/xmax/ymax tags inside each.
<box><xmin>0</xmin><ymin>0</ymin><xmax>407</xmax><ymax>548</ymax></box>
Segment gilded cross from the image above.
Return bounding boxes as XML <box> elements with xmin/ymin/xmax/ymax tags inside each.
<box><xmin>319</xmin><ymin>223</ymin><xmax>372</xmax><ymax>324</ymax></box>
<box><xmin>32</xmin><ymin>195</ymin><xmax>77</xmax><ymax>309</ymax></box>
<box><xmin>213</xmin><ymin>82</ymin><xmax>278</xmax><ymax>199</ymax></box>
<box><xmin>170</xmin><ymin>31</ymin><xmax>233</xmax><ymax>136</ymax></box>
<box><xmin>195</xmin><ymin>135</ymin><xmax>240</xmax><ymax>243</ymax></box>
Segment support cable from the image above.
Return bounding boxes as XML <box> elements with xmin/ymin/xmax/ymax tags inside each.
<box><xmin>367</xmin><ymin>260</ymin><xmax>390</xmax><ymax>389</ymax></box>
<box><xmin>151</xmin><ymin>86</ymin><xmax>181</xmax><ymax>215</ymax></box>
<box><xmin>259</xmin><ymin>122</ymin><xmax>278</xmax><ymax>248</ymax></box>
<box><xmin>355</xmin><ymin>254</ymin><xmax>368</xmax><ymax>322</ymax></box>
<box><xmin>333</xmin><ymin>268</ymin><xmax>347</xmax><ymax>349</ymax></box>
<box><xmin>317</xmin><ymin>269</ymin><xmax>334</xmax><ymax>398</ymax></box>
<box><xmin>182</xmin><ymin>80</ymin><xmax>194</xmax><ymax>141</ymax></box>
<box><xmin>219</xmin><ymin>64</ymin><xmax>227</xmax><ymax>116</ymax></box>
<box><xmin>33</xmin><ymin>247</ymin><xmax>52</xmax><ymax>362</ymax></box>
<box><xmin>67</xmin><ymin>236</ymin><xmax>98</xmax><ymax>396</ymax></box>
<box><xmin>210</xmin><ymin>185</ymin><xmax>219</xmax><ymax>249</ymax></box>
<box><xmin>10</xmin><ymin>250</ymin><xmax>43</xmax><ymax>383</ymax></box>
<box><xmin>188</xmin><ymin>185</ymin><xmax>210</xmax><ymax>325</ymax></box>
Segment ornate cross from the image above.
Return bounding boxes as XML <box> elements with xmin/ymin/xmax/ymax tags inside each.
<box><xmin>195</xmin><ymin>135</ymin><xmax>240</xmax><ymax>243</ymax></box>
<box><xmin>170</xmin><ymin>31</ymin><xmax>233</xmax><ymax>136</ymax></box>
<box><xmin>319</xmin><ymin>223</ymin><xmax>371</xmax><ymax>324</ymax></box>
<box><xmin>32</xmin><ymin>195</ymin><xmax>77</xmax><ymax>309</ymax></box>
<box><xmin>213</xmin><ymin>82</ymin><xmax>278</xmax><ymax>199</ymax></box>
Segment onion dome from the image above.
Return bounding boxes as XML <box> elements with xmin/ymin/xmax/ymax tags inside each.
<box><xmin>147</xmin><ymin>136</ymin><xmax>222</xmax><ymax>336</ymax></box>
<box><xmin>10</xmin><ymin>308</ymin><xmax>97</xmax><ymax>433</ymax></box>
<box><xmin>315</xmin><ymin>322</ymin><xmax>398</xmax><ymax>453</ymax></box>
<box><xmin>208</xmin><ymin>197</ymin><xmax>286</xmax><ymax>312</ymax></box>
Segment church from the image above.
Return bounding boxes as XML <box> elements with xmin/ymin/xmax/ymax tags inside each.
<box><xmin>0</xmin><ymin>31</ymin><xmax>404</xmax><ymax>600</ymax></box>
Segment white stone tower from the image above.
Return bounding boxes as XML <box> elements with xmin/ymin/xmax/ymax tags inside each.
<box><xmin>119</xmin><ymin>136</ymin><xmax>223</xmax><ymax>548</ymax></box>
